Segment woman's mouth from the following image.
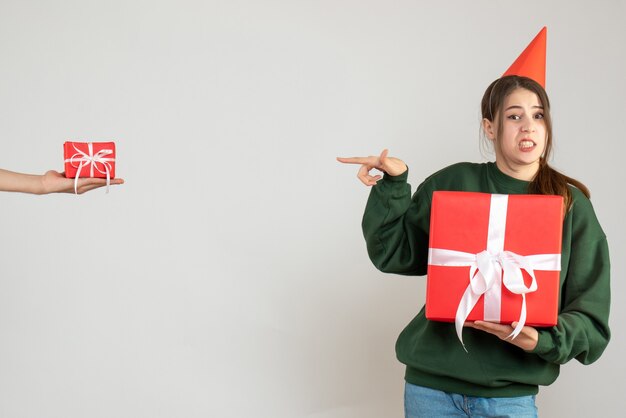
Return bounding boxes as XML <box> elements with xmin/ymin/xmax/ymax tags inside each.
<box><xmin>519</xmin><ymin>140</ymin><xmax>536</xmax><ymax>151</ymax></box>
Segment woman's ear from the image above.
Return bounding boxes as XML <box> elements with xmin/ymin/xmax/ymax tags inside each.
<box><xmin>482</xmin><ymin>118</ymin><xmax>496</xmax><ymax>141</ymax></box>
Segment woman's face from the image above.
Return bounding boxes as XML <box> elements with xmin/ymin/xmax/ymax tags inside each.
<box><xmin>485</xmin><ymin>88</ymin><xmax>547</xmax><ymax>180</ymax></box>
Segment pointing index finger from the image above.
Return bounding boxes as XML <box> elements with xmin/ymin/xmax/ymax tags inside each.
<box><xmin>336</xmin><ymin>156</ymin><xmax>374</xmax><ymax>165</ymax></box>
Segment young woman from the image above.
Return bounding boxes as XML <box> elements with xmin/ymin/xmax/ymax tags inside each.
<box><xmin>337</xmin><ymin>75</ymin><xmax>610</xmax><ymax>417</ymax></box>
<box><xmin>0</xmin><ymin>168</ymin><xmax>123</xmax><ymax>194</ymax></box>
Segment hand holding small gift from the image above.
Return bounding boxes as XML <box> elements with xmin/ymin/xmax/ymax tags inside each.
<box><xmin>44</xmin><ymin>169</ymin><xmax>124</xmax><ymax>194</ymax></box>
<box><xmin>0</xmin><ymin>168</ymin><xmax>124</xmax><ymax>194</ymax></box>
<box><xmin>1</xmin><ymin>141</ymin><xmax>124</xmax><ymax>194</ymax></box>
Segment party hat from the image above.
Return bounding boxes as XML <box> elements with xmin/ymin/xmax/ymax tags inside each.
<box><xmin>502</xmin><ymin>27</ymin><xmax>547</xmax><ymax>88</ymax></box>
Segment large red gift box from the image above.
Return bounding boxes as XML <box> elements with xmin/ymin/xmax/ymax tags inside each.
<box><xmin>63</xmin><ymin>141</ymin><xmax>116</xmax><ymax>179</ymax></box>
<box><xmin>425</xmin><ymin>191</ymin><xmax>563</xmax><ymax>344</ymax></box>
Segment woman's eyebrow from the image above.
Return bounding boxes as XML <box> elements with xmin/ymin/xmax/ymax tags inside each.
<box><xmin>504</xmin><ymin>105</ymin><xmax>545</xmax><ymax>111</ymax></box>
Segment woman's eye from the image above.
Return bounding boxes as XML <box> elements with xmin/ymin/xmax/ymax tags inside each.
<box><xmin>534</xmin><ymin>113</ymin><xmax>544</xmax><ymax>119</ymax></box>
<box><xmin>507</xmin><ymin>115</ymin><xmax>521</xmax><ymax>120</ymax></box>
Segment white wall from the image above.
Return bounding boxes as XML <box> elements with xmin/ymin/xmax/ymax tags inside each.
<box><xmin>1</xmin><ymin>1</ymin><xmax>624</xmax><ymax>417</ymax></box>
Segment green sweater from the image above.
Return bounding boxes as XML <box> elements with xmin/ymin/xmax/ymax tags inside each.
<box><xmin>362</xmin><ymin>162</ymin><xmax>610</xmax><ymax>397</ymax></box>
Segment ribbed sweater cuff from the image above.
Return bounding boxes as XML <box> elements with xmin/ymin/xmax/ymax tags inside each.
<box><xmin>382</xmin><ymin>168</ymin><xmax>409</xmax><ymax>182</ymax></box>
<box><xmin>531</xmin><ymin>330</ymin><xmax>554</xmax><ymax>356</ymax></box>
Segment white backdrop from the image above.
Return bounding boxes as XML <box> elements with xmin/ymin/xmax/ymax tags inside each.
<box><xmin>1</xmin><ymin>1</ymin><xmax>624</xmax><ymax>417</ymax></box>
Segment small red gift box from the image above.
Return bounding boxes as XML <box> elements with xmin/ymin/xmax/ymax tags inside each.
<box><xmin>425</xmin><ymin>191</ymin><xmax>563</xmax><ymax>346</ymax></box>
<box><xmin>63</xmin><ymin>141</ymin><xmax>116</xmax><ymax>180</ymax></box>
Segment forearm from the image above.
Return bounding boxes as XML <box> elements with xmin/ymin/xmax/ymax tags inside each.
<box><xmin>533</xmin><ymin>310</ymin><xmax>610</xmax><ymax>364</ymax></box>
<box><xmin>362</xmin><ymin>171</ymin><xmax>431</xmax><ymax>275</ymax></box>
<box><xmin>0</xmin><ymin>169</ymin><xmax>44</xmax><ymax>194</ymax></box>
<box><xmin>532</xmin><ymin>237</ymin><xmax>611</xmax><ymax>364</ymax></box>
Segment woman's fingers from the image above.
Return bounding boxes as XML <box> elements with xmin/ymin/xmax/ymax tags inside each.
<box><xmin>378</xmin><ymin>149</ymin><xmax>389</xmax><ymax>166</ymax></box>
<box><xmin>70</xmin><ymin>177</ymin><xmax>125</xmax><ymax>194</ymax></box>
<box><xmin>472</xmin><ymin>320</ymin><xmax>511</xmax><ymax>335</ymax></box>
<box><xmin>357</xmin><ymin>164</ymin><xmax>379</xmax><ymax>186</ymax></box>
<box><xmin>470</xmin><ymin>320</ymin><xmax>538</xmax><ymax>351</ymax></box>
<box><xmin>338</xmin><ymin>151</ymin><xmax>399</xmax><ymax>186</ymax></box>
<box><xmin>42</xmin><ymin>170</ymin><xmax>124</xmax><ymax>194</ymax></box>
<box><xmin>362</xmin><ymin>173</ymin><xmax>382</xmax><ymax>186</ymax></box>
<box><xmin>79</xmin><ymin>178</ymin><xmax>124</xmax><ymax>191</ymax></box>
<box><xmin>336</xmin><ymin>156</ymin><xmax>378</xmax><ymax>166</ymax></box>
<box><xmin>338</xmin><ymin>155</ymin><xmax>384</xmax><ymax>186</ymax></box>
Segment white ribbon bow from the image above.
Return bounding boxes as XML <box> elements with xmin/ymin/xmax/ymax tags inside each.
<box><xmin>64</xmin><ymin>143</ymin><xmax>115</xmax><ymax>194</ymax></box>
<box><xmin>427</xmin><ymin>194</ymin><xmax>561</xmax><ymax>351</ymax></box>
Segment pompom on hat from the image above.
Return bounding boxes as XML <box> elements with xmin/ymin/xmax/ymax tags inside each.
<box><xmin>502</xmin><ymin>26</ymin><xmax>547</xmax><ymax>88</ymax></box>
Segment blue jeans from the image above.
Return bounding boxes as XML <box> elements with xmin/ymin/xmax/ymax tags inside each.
<box><xmin>404</xmin><ymin>382</ymin><xmax>538</xmax><ymax>418</ymax></box>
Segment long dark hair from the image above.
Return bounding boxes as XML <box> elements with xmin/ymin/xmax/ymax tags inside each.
<box><xmin>481</xmin><ymin>75</ymin><xmax>589</xmax><ymax>211</ymax></box>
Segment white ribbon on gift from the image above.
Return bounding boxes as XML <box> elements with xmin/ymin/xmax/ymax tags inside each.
<box><xmin>64</xmin><ymin>142</ymin><xmax>115</xmax><ymax>194</ymax></box>
<box><xmin>427</xmin><ymin>194</ymin><xmax>561</xmax><ymax>351</ymax></box>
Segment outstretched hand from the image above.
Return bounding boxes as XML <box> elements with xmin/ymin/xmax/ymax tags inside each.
<box><xmin>41</xmin><ymin>170</ymin><xmax>125</xmax><ymax>194</ymax></box>
<box><xmin>336</xmin><ymin>149</ymin><xmax>408</xmax><ymax>186</ymax></box>
<box><xmin>468</xmin><ymin>321</ymin><xmax>539</xmax><ymax>351</ymax></box>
